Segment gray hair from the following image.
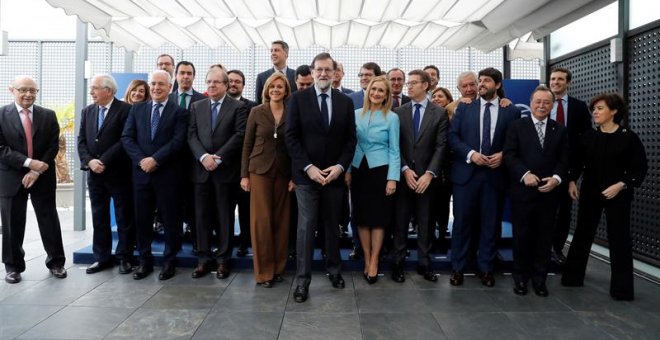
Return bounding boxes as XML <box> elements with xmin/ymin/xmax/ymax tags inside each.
<box><xmin>92</xmin><ymin>74</ymin><xmax>118</xmax><ymax>95</ymax></box>
<box><xmin>149</xmin><ymin>69</ymin><xmax>172</xmax><ymax>84</ymax></box>
<box><xmin>456</xmin><ymin>71</ymin><xmax>477</xmax><ymax>87</ymax></box>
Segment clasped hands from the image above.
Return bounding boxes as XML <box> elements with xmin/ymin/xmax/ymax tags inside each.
<box><xmin>306</xmin><ymin>164</ymin><xmax>342</xmax><ymax>186</ymax></box>
<box><xmin>470</xmin><ymin>151</ymin><xmax>503</xmax><ymax>168</ymax></box>
<box><xmin>403</xmin><ymin>169</ymin><xmax>433</xmax><ymax>194</ymax></box>
<box><xmin>22</xmin><ymin>159</ymin><xmax>49</xmax><ymax>188</ymax></box>
<box><xmin>522</xmin><ymin>172</ymin><xmax>559</xmax><ymax>192</ymax></box>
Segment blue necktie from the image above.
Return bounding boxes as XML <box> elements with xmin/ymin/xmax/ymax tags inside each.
<box><xmin>481</xmin><ymin>102</ymin><xmax>492</xmax><ymax>155</ymax></box>
<box><xmin>97</xmin><ymin>106</ymin><xmax>106</xmax><ymax>132</ymax></box>
<box><xmin>211</xmin><ymin>101</ymin><xmax>220</xmax><ymax>130</ymax></box>
<box><xmin>151</xmin><ymin>103</ymin><xmax>162</xmax><ymax>140</ymax></box>
<box><xmin>320</xmin><ymin>93</ymin><xmax>329</xmax><ymax>129</ymax></box>
<box><xmin>413</xmin><ymin>103</ymin><xmax>421</xmax><ymax>140</ymax></box>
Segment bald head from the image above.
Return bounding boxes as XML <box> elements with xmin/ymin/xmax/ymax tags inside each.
<box><xmin>9</xmin><ymin>76</ymin><xmax>39</xmax><ymax>109</ymax></box>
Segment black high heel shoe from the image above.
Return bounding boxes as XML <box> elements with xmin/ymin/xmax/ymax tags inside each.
<box><xmin>364</xmin><ymin>272</ymin><xmax>378</xmax><ymax>284</ymax></box>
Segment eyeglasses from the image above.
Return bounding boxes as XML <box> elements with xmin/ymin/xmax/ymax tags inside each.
<box><xmin>157</xmin><ymin>62</ymin><xmax>173</xmax><ymax>67</ymax></box>
<box><xmin>89</xmin><ymin>86</ymin><xmax>109</xmax><ymax>91</ymax></box>
<box><xmin>15</xmin><ymin>88</ymin><xmax>39</xmax><ymax>94</ymax></box>
<box><xmin>405</xmin><ymin>81</ymin><xmax>423</xmax><ymax>87</ymax></box>
<box><xmin>314</xmin><ymin>68</ymin><xmax>335</xmax><ymax>74</ymax></box>
<box><xmin>358</xmin><ymin>73</ymin><xmax>375</xmax><ymax>78</ymax></box>
<box><xmin>389</xmin><ymin>77</ymin><xmax>404</xmax><ymax>83</ymax></box>
<box><xmin>206</xmin><ymin>80</ymin><xmax>226</xmax><ymax>85</ymax></box>
<box><xmin>228</xmin><ymin>79</ymin><xmax>243</xmax><ymax>85</ymax></box>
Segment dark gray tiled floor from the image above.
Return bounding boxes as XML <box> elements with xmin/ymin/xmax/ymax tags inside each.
<box><xmin>2</xmin><ymin>208</ymin><xmax>660</xmax><ymax>339</ymax></box>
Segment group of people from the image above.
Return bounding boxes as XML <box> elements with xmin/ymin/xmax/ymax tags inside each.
<box><xmin>0</xmin><ymin>40</ymin><xmax>647</xmax><ymax>303</ymax></box>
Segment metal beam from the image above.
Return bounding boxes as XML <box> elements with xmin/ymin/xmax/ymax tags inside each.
<box><xmin>617</xmin><ymin>0</ymin><xmax>629</xmax><ymax>101</ymax></box>
<box><xmin>73</xmin><ymin>19</ymin><xmax>88</xmax><ymax>231</ymax></box>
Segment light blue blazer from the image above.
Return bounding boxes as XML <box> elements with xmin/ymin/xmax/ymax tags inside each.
<box><xmin>351</xmin><ymin>108</ymin><xmax>401</xmax><ymax>181</ymax></box>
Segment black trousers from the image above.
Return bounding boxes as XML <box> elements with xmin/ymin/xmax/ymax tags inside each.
<box><xmin>195</xmin><ymin>180</ymin><xmax>236</xmax><ymax>263</ymax></box>
<box><xmin>1</xmin><ymin>187</ymin><xmax>65</xmax><ymax>272</ymax></box>
<box><xmin>393</xmin><ymin>181</ymin><xmax>434</xmax><ymax>269</ymax></box>
<box><xmin>552</xmin><ymin>183</ymin><xmax>574</xmax><ymax>253</ymax></box>
<box><xmin>562</xmin><ymin>187</ymin><xmax>634</xmax><ymax>299</ymax></box>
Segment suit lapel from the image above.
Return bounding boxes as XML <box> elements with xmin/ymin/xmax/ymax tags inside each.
<box><xmin>196</xmin><ymin>99</ymin><xmax>212</xmax><ymax>137</ymax></box>
<box><xmin>525</xmin><ymin>117</ymin><xmax>543</xmax><ymax>151</ymax></box>
<box><xmin>213</xmin><ymin>97</ymin><xmax>234</xmax><ymax>132</ymax></box>
<box><xmin>8</xmin><ymin>105</ymin><xmax>26</xmax><ymax>138</ymax></box>
<box><xmin>31</xmin><ymin>106</ymin><xmax>43</xmax><ymax>137</ymax></box>
<box><xmin>398</xmin><ymin>103</ymin><xmax>413</xmax><ymax>144</ymax></box>
<box><xmin>308</xmin><ymin>90</ymin><xmax>325</xmax><ymax>132</ymax></box>
<box><xmin>416</xmin><ymin>104</ymin><xmax>435</xmax><ymax>142</ymax></box>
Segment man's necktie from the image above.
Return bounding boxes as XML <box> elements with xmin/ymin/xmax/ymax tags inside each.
<box><xmin>481</xmin><ymin>103</ymin><xmax>492</xmax><ymax>155</ymax></box>
<box><xmin>536</xmin><ymin>121</ymin><xmax>545</xmax><ymax>149</ymax></box>
<box><xmin>320</xmin><ymin>93</ymin><xmax>329</xmax><ymax>129</ymax></box>
<box><xmin>98</xmin><ymin>106</ymin><xmax>106</xmax><ymax>132</ymax></box>
<box><xmin>393</xmin><ymin>95</ymin><xmax>400</xmax><ymax>108</ymax></box>
<box><xmin>151</xmin><ymin>103</ymin><xmax>162</xmax><ymax>140</ymax></box>
<box><xmin>211</xmin><ymin>101</ymin><xmax>220</xmax><ymax>130</ymax></box>
<box><xmin>413</xmin><ymin>103</ymin><xmax>421</xmax><ymax>140</ymax></box>
<box><xmin>22</xmin><ymin>109</ymin><xmax>33</xmax><ymax>158</ymax></box>
<box><xmin>556</xmin><ymin>98</ymin><xmax>565</xmax><ymax>125</ymax></box>
<box><xmin>179</xmin><ymin>93</ymin><xmax>187</xmax><ymax>109</ymax></box>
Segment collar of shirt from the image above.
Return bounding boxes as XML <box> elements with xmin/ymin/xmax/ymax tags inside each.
<box><xmin>480</xmin><ymin>96</ymin><xmax>499</xmax><ymax>108</ymax></box>
<box><xmin>211</xmin><ymin>95</ymin><xmax>227</xmax><ymax>107</ymax></box>
<box><xmin>411</xmin><ymin>98</ymin><xmax>428</xmax><ymax>109</ymax></box>
<box><xmin>153</xmin><ymin>99</ymin><xmax>168</xmax><ymax>110</ymax></box>
<box><xmin>273</xmin><ymin>66</ymin><xmax>288</xmax><ymax>74</ymax></box>
<box><xmin>100</xmin><ymin>98</ymin><xmax>114</xmax><ymax>112</ymax></box>
<box><xmin>15</xmin><ymin>104</ymin><xmax>33</xmax><ymax>114</ymax></box>
<box><xmin>314</xmin><ymin>84</ymin><xmax>332</xmax><ymax>98</ymax></box>
<box><xmin>531</xmin><ymin>115</ymin><xmax>548</xmax><ymax>126</ymax></box>
<box><xmin>178</xmin><ymin>89</ymin><xmax>193</xmax><ymax>97</ymax></box>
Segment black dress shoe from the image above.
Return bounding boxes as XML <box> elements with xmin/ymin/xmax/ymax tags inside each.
<box><xmin>50</xmin><ymin>266</ymin><xmax>67</xmax><ymax>279</ymax></box>
<box><xmin>288</xmin><ymin>250</ymin><xmax>296</xmax><ymax>261</ymax></box>
<box><xmin>273</xmin><ymin>274</ymin><xmax>284</xmax><ymax>283</ymax></box>
<box><xmin>236</xmin><ymin>247</ymin><xmax>249</xmax><ymax>258</ymax></box>
<box><xmin>422</xmin><ymin>270</ymin><xmax>438</xmax><ymax>282</ymax></box>
<box><xmin>191</xmin><ymin>263</ymin><xmax>211</xmax><ymax>279</ymax></box>
<box><xmin>533</xmin><ymin>282</ymin><xmax>549</xmax><ymax>297</ymax></box>
<box><xmin>216</xmin><ymin>262</ymin><xmax>230</xmax><ymax>279</ymax></box>
<box><xmin>513</xmin><ymin>281</ymin><xmax>528</xmax><ymax>296</ymax></box>
<box><xmin>449</xmin><ymin>271</ymin><xmax>464</xmax><ymax>286</ymax></box>
<box><xmin>133</xmin><ymin>265</ymin><xmax>153</xmax><ymax>280</ymax></box>
<box><xmin>5</xmin><ymin>271</ymin><xmax>21</xmax><ymax>284</ymax></box>
<box><xmin>552</xmin><ymin>249</ymin><xmax>567</xmax><ymax>265</ymax></box>
<box><xmin>86</xmin><ymin>261</ymin><xmax>113</xmax><ymax>274</ymax></box>
<box><xmin>118</xmin><ymin>260</ymin><xmax>133</xmax><ymax>274</ymax></box>
<box><xmin>391</xmin><ymin>269</ymin><xmax>405</xmax><ymax>283</ymax></box>
<box><xmin>293</xmin><ymin>285</ymin><xmax>308</xmax><ymax>303</ymax></box>
<box><xmin>478</xmin><ymin>272</ymin><xmax>495</xmax><ymax>287</ymax></box>
<box><xmin>158</xmin><ymin>264</ymin><xmax>176</xmax><ymax>280</ymax></box>
<box><xmin>328</xmin><ymin>274</ymin><xmax>345</xmax><ymax>288</ymax></box>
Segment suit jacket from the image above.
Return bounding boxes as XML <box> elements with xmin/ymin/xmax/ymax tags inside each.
<box><xmin>393</xmin><ymin>101</ymin><xmax>448</xmax><ymax>177</ymax></box>
<box><xmin>239</xmin><ymin>97</ymin><xmax>258</xmax><ymax>114</ymax></box>
<box><xmin>285</xmin><ymin>87</ymin><xmax>357</xmax><ymax>186</ymax></box>
<box><xmin>168</xmin><ymin>89</ymin><xmax>206</xmax><ymax>111</ymax></box>
<box><xmin>255</xmin><ymin>67</ymin><xmax>298</xmax><ymax>104</ymax></box>
<box><xmin>348</xmin><ymin>90</ymin><xmax>365</xmax><ymax>109</ymax></box>
<box><xmin>241</xmin><ymin>104</ymin><xmax>291</xmax><ymax>178</ymax></box>
<box><xmin>564</xmin><ymin>96</ymin><xmax>592</xmax><ymax>170</ymax></box>
<box><xmin>351</xmin><ymin>109</ymin><xmax>401</xmax><ymax>181</ymax></box>
<box><xmin>448</xmin><ymin>98</ymin><xmax>520</xmax><ymax>188</ymax></box>
<box><xmin>391</xmin><ymin>94</ymin><xmax>411</xmax><ymax>108</ymax></box>
<box><xmin>188</xmin><ymin>96</ymin><xmax>247</xmax><ymax>183</ymax></box>
<box><xmin>338</xmin><ymin>86</ymin><xmax>354</xmax><ymax>94</ymax></box>
<box><xmin>121</xmin><ymin>100</ymin><xmax>187</xmax><ymax>185</ymax></box>
<box><xmin>503</xmin><ymin>116</ymin><xmax>569</xmax><ymax>202</ymax></box>
<box><xmin>0</xmin><ymin>104</ymin><xmax>59</xmax><ymax>197</ymax></box>
<box><xmin>77</xmin><ymin>98</ymin><xmax>132</xmax><ymax>182</ymax></box>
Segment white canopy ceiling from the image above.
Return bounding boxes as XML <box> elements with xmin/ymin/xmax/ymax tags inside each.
<box><xmin>45</xmin><ymin>0</ymin><xmax>614</xmax><ymax>57</ymax></box>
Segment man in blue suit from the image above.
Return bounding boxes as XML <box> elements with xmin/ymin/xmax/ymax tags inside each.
<box><xmin>348</xmin><ymin>62</ymin><xmax>382</xmax><ymax>109</ymax></box>
<box><xmin>255</xmin><ymin>40</ymin><xmax>297</xmax><ymax>104</ymax></box>
<box><xmin>448</xmin><ymin>67</ymin><xmax>521</xmax><ymax>287</ymax></box>
<box><xmin>122</xmin><ymin>70</ymin><xmax>188</xmax><ymax>281</ymax></box>
<box><xmin>286</xmin><ymin>52</ymin><xmax>356</xmax><ymax>303</ymax></box>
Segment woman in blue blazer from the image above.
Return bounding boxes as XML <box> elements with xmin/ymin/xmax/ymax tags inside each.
<box><xmin>345</xmin><ymin>75</ymin><xmax>400</xmax><ymax>283</ymax></box>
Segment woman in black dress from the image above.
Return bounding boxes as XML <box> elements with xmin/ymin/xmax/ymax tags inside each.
<box><xmin>561</xmin><ymin>93</ymin><xmax>647</xmax><ymax>300</ymax></box>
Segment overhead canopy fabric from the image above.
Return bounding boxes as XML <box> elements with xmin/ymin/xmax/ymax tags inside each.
<box><xmin>45</xmin><ymin>0</ymin><xmax>614</xmax><ymax>57</ymax></box>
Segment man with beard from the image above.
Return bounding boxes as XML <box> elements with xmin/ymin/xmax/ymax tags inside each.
<box><xmin>286</xmin><ymin>52</ymin><xmax>356</xmax><ymax>303</ymax></box>
<box><xmin>448</xmin><ymin>67</ymin><xmax>520</xmax><ymax>288</ymax></box>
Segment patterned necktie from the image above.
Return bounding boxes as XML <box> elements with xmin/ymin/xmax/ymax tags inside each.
<box><xmin>556</xmin><ymin>98</ymin><xmax>565</xmax><ymax>125</ymax></box>
<box><xmin>211</xmin><ymin>101</ymin><xmax>220</xmax><ymax>130</ymax></box>
<box><xmin>393</xmin><ymin>95</ymin><xmax>400</xmax><ymax>108</ymax></box>
<box><xmin>536</xmin><ymin>121</ymin><xmax>545</xmax><ymax>149</ymax></box>
<box><xmin>413</xmin><ymin>103</ymin><xmax>421</xmax><ymax>140</ymax></box>
<box><xmin>481</xmin><ymin>103</ymin><xmax>492</xmax><ymax>155</ymax></box>
<box><xmin>320</xmin><ymin>93</ymin><xmax>329</xmax><ymax>129</ymax></box>
<box><xmin>179</xmin><ymin>93</ymin><xmax>187</xmax><ymax>109</ymax></box>
<box><xmin>22</xmin><ymin>108</ymin><xmax>33</xmax><ymax>158</ymax></box>
<box><xmin>151</xmin><ymin>103</ymin><xmax>162</xmax><ymax>140</ymax></box>
<box><xmin>98</xmin><ymin>106</ymin><xmax>106</xmax><ymax>132</ymax></box>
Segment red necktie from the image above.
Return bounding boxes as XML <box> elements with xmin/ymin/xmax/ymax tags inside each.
<box><xmin>556</xmin><ymin>98</ymin><xmax>565</xmax><ymax>125</ymax></box>
<box><xmin>393</xmin><ymin>95</ymin><xmax>400</xmax><ymax>108</ymax></box>
<box><xmin>22</xmin><ymin>109</ymin><xmax>33</xmax><ymax>158</ymax></box>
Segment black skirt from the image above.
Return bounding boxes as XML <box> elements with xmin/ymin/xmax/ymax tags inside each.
<box><xmin>351</xmin><ymin>158</ymin><xmax>394</xmax><ymax>228</ymax></box>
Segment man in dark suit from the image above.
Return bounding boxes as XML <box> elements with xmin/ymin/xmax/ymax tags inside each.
<box><xmin>157</xmin><ymin>53</ymin><xmax>178</xmax><ymax>93</ymax></box>
<box><xmin>1</xmin><ymin>75</ymin><xmax>67</xmax><ymax>284</ymax></box>
<box><xmin>286</xmin><ymin>52</ymin><xmax>357</xmax><ymax>303</ymax></box>
<box><xmin>504</xmin><ymin>85</ymin><xmax>569</xmax><ymax>296</ymax></box>
<box><xmin>391</xmin><ymin>70</ymin><xmax>448</xmax><ymax>283</ymax></box>
<box><xmin>121</xmin><ymin>70</ymin><xmax>188</xmax><ymax>281</ymax></box>
<box><xmin>168</xmin><ymin>61</ymin><xmax>205</xmax><ymax>253</ymax></box>
<box><xmin>255</xmin><ymin>40</ymin><xmax>297</xmax><ymax>104</ymax></box>
<box><xmin>348</xmin><ymin>62</ymin><xmax>382</xmax><ymax>109</ymax></box>
<box><xmin>448</xmin><ymin>67</ymin><xmax>520</xmax><ymax>287</ymax></box>
<box><xmin>548</xmin><ymin>67</ymin><xmax>592</xmax><ymax>264</ymax></box>
<box><xmin>188</xmin><ymin>68</ymin><xmax>247</xmax><ymax>279</ymax></box>
<box><xmin>332</xmin><ymin>62</ymin><xmax>354</xmax><ymax>94</ymax></box>
<box><xmin>78</xmin><ymin>74</ymin><xmax>134</xmax><ymax>275</ymax></box>
<box><xmin>294</xmin><ymin>65</ymin><xmax>314</xmax><ymax>92</ymax></box>
<box><xmin>387</xmin><ymin>68</ymin><xmax>411</xmax><ymax>108</ymax></box>
<box><xmin>228</xmin><ymin>69</ymin><xmax>257</xmax><ymax>257</ymax></box>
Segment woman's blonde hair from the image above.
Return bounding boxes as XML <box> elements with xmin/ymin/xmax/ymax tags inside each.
<box><xmin>362</xmin><ymin>75</ymin><xmax>392</xmax><ymax>115</ymax></box>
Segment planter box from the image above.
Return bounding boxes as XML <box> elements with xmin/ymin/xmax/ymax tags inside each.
<box><xmin>56</xmin><ymin>182</ymin><xmax>74</xmax><ymax>208</ymax></box>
